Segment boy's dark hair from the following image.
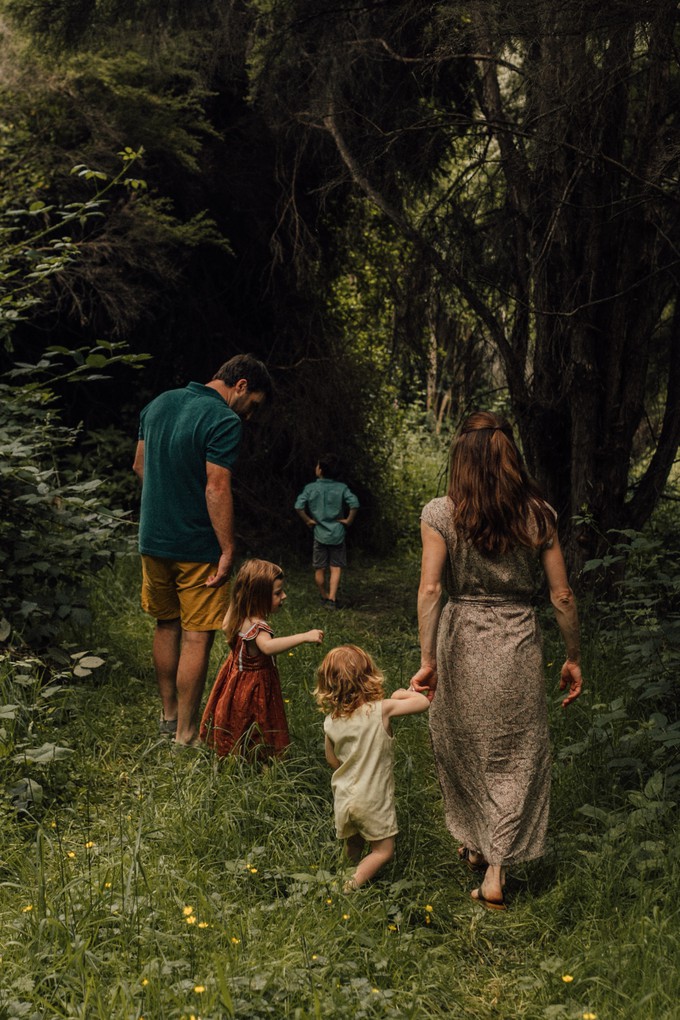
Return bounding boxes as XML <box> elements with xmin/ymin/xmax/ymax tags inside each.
<box><xmin>317</xmin><ymin>453</ymin><xmax>340</xmax><ymax>479</ymax></box>
<box><xmin>213</xmin><ymin>354</ymin><xmax>273</xmax><ymax>401</ymax></box>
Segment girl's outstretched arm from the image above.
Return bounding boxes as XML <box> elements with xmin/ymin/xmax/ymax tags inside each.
<box><xmin>255</xmin><ymin>628</ymin><xmax>324</xmax><ymax>656</ymax></box>
<box><xmin>383</xmin><ymin>689</ymin><xmax>430</xmax><ymax>720</ymax></box>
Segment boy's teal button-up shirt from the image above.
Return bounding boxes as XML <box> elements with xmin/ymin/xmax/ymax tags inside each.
<box><xmin>295</xmin><ymin>478</ymin><xmax>360</xmax><ymax>546</ymax></box>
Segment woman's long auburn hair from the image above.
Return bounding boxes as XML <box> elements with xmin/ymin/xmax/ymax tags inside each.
<box><xmin>447</xmin><ymin>411</ymin><xmax>555</xmax><ymax>555</ymax></box>
<box><xmin>314</xmin><ymin>645</ymin><xmax>385</xmax><ymax>719</ymax></box>
<box><xmin>222</xmin><ymin>559</ymin><xmax>283</xmax><ymax>647</ymax></box>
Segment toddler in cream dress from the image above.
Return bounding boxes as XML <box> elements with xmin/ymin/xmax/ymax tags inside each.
<box><xmin>314</xmin><ymin>645</ymin><xmax>430</xmax><ymax>891</ymax></box>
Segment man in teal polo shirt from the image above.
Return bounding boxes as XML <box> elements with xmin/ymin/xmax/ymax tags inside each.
<box><xmin>133</xmin><ymin>353</ymin><xmax>272</xmax><ymax>746</ymax></box>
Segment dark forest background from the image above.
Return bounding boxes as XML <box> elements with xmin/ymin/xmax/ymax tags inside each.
<box><xmin>2</xmin><ymin>0</ymin><xmax>680</xmax><ymax>651</ymax></box>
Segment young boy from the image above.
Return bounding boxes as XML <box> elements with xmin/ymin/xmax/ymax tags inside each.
<box><xmin>295</xmin><ymin>454</ymin><xmax>360</xmax><ymax>609</ymax></box>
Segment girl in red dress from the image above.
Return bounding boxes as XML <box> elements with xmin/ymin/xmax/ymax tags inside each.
<box><xmin>200</xmin><ymin>559</ymin><xmax>324</xmax><ymax>758</ymax></box>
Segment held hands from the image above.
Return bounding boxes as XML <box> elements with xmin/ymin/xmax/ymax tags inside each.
<box><xmin>559</xmin><ymin>659</ymin><xmax>583</xmax><ymax>708</ymax></box>
<box><xmin>409</xmin><ymin>664</ymin><xmax>437</xmax><ymax>702</ymax></box>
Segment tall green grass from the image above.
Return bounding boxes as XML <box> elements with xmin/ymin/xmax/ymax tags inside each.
<box><xmin>1</xmin><ymin>552</ymin><xmax>679</xmax><ymax>1019</ymax></box>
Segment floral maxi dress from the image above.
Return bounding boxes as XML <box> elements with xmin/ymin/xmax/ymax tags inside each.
<box><xmin>422</xmin><ymin>496</ymin><xmax>552</xmax><ymax>866</ymax></box>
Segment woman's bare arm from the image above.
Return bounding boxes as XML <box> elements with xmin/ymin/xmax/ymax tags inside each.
<box><xmin>541</xmin><ymin>533</ymin><xmax>583</xmax><ymax>707</ymax></box>
<box><xmin>415</xmin><ymin>520</ymin><xmax>447</xmax><ymax>694</ymax></box>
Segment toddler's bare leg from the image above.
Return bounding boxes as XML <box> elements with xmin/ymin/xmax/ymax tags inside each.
<box><xmin>347</xmin><ymin>837</ymin><xmax>395</xmax><ymax>889</ymax></box>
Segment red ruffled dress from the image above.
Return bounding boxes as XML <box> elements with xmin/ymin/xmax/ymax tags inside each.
<box><xmin>200</xmin><ymin>620</ymin><xmax>290</xmax><ymax>759</ymax></box>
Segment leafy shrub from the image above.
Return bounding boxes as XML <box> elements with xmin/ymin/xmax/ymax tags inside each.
<box><xmin>0</xmin><ymin>347</ymin><xmax>144</xmax><ymax>649</ymax></box>
<box><xmin>0</xmin><ymin>156</ymin><xmax>149</xmax><ymax>650</ymax></box>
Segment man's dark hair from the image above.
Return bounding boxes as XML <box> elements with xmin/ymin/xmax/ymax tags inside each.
<box><xmin>318</xmin><ymin>453</ymin><xmax>340</xmax><ymax>480</ymax></box>
<box><xmin>213</xmin><ymin>354</ymin><xmax>273</xmax><ymax>400</ymax></box>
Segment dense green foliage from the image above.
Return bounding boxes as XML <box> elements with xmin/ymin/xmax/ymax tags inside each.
<box><xmin>2</xmin><ymin>1</ymin><xmax>679</xmax><ymax>571</ymax></box>
<box><xmin>244</xmin><ymin>0</ymin><xmax>680</xmax><ymax>569</ymax></box>
<box><xmin>1</xmin><ymin>550</ymin><xmax>679</xmax><ymax>1017</ymax></box>
<box><xmin>0</xmin><ymin>159</ymin><xmax>150</xmax><ymax>649</ymax></box>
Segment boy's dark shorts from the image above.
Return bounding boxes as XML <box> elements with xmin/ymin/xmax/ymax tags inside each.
<box><xmin>313</xmin><ymin>539</ymin><xmax>347</xmax><ymax>569</ymax></box>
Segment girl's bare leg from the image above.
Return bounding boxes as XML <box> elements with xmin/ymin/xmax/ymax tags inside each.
<box><xmin>346</xmin><ymin>837</ymin><xmax>395</xmax><ymax>890</ymax></box>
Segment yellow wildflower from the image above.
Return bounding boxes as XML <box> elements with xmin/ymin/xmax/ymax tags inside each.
<box><xmin>425</xmin><ymin>904</ymin><xmax>433</xmax><ymax>912</ymax></box>
<box><xmin>198</xmin><ymin>921</ymin><xmax>209</xmax><ymax>929</ymax></box>
<box><xmin>183</xmin><ymin>905</ymin><xmax>195</xmax><ymax>916</ymax></box>
<box><xmin>250</xmin><ymin>867</ymin><xmax>258</xmax><ymax>874</ymax></box>
<box><xmin>104</xmin><ymin>882</ymin><xmax>112</xmax><ymax>889</ymax></box>
<box><xmin>326</xmin><ymin>898</ymin><xmax>333</xmax><ymax>905</ymax></box>
<box><xmin>66</xmin><ymin>851</ymin><xmax>76</xmax><ymax>859</ymax></box>
<box><xmin>387</xmin><ymin>923</ymin><xmax>397</xmax><ymax>931</ymax></box>
<box><xmin>342</xmin><ymin>913</ymin><xmax>350</xmax><ymax>920</ymax></box>
<box><xmin>186</xmin><ymin>915</ymin><xmax>197</xmax><ymax>925</ymax></box>
<box><xmin>562</xmin><ymin>974</ymin><xmax>574</xmax><ymax>983</ymax></box>
<box><xmin>583</xmin><ymin>1014</ymin><xmax>597</xmax><ymax>1019</ymax></box>
<box><xmin>141</xmin><ymin>979</ymin><xmax>149</xmax><ymax>987</ymax></box>
<box><xmin>193</xmin><ymin>985</ymin><xmax>205</xmax><ymax>994</ymax></box>
<box><xmin>230</xmin><ymin>937</ymin><xmax>240</xmax><ymax>944</ymax></box>
<box><xmin>85</xmin><ymin>841</ymin><xmax>95</xmax><ymax>849</ymax></box>
<box><xmin>22</xmin><ymin>904</ymin><xmax>33</xmax><ymax>913</ymax></box>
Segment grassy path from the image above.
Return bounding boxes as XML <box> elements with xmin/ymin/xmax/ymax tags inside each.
<box><xmin>1</xmin><ymin>552</ymin><xmax>679</xmax><ymax>1019</ymax></box>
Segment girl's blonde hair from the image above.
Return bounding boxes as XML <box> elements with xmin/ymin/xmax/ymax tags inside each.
<box><xmin>222</xmin><ymin>559</ymin><xmax>283</xmax><ymax>647</ymax></box>
<box><xmin>314</xmin><ymin>644</ymin><xmax>385</xmax><ymax>718</ymax></box>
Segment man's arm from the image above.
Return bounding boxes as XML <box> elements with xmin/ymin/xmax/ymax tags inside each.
<box><xmin>205</xmin><ymin>461</ymin><xmax>235</xmax><ymax>588</ymax></box>
<box><xmin>132</xmin><ymin>440</ymin><xmax>145</xmax><ymax>481</ymax></box>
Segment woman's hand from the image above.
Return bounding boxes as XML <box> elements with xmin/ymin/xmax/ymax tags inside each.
<box><xmin>410</xmin><ymin>664</ymin><xmax>437</xmax><ymax>701</ymax></box>
<box><xmin>559</xmin><ymin>659</ymin><xmax>583</xmax><ymax>708</ymax></box>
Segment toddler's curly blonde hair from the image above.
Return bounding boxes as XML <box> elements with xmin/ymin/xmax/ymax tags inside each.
<box><xmin>314</xmin><ymin>644</ymin><xmax>385</xmax><ymax>718</ymax></box>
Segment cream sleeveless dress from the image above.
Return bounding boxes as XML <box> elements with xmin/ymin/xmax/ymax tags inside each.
<box><xmin>324</xmin><ymin>701</ymin><xmax>398</xmax><ymax>842</ymax></box>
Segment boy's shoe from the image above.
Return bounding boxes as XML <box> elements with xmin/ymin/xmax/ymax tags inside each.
<box><xmin>324</xmin><ymin>599</ymin><xmax>338</xmax><ymax>610</ymax></box>
<box><xmin>159</xmin><ymin>714</ymin><xmax>178</xmax><ymax>737</ymax></box>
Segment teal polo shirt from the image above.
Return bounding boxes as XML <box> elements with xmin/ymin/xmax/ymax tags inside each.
<box><xmin>138</xmin><ymin>382</ymin><xmax>242</xmax><ymax>562</ymax></box>
<box><xmin>295</xmin><ymin>478</ymin><xmax>360</xmax><ymax>546</ymax></box>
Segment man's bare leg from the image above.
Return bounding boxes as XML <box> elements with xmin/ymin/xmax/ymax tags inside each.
<box><xmin>175</xmin><ymin>629</ymin><xmax>215</xmax><ymax>745</ymax></box>
<box><xmin>153</xmin><ymin>618</ymin><xmax>181</xmax><ymax>723</ymax></box>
